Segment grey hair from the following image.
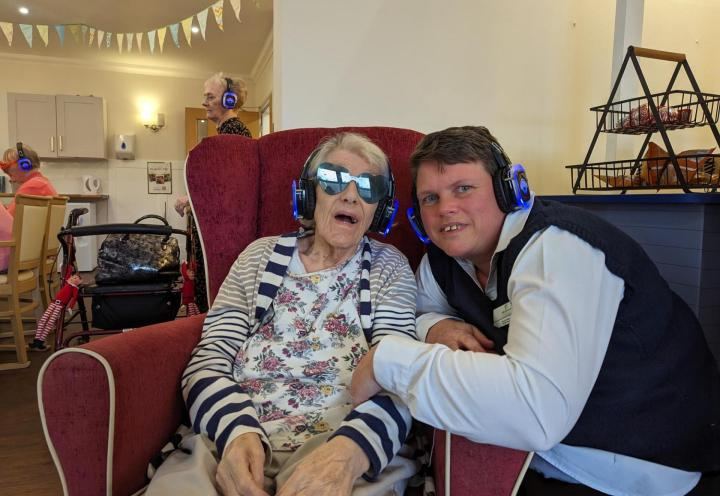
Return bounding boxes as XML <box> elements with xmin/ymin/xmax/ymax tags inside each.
<box><xmin>205</xmin><ymin>72</ymin><xmax>248</xmax><ymax>109</ymax></box>
<box><xmin>308</xmin><ymin>132</ymin><xmax>389</xmax><ymax>178</ymax></box>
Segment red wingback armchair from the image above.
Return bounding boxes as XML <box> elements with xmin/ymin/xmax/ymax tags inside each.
<box><xmin>38</xmin><ymin>127</ymin><xmax>529</xmax><ymax>496</ymax></box>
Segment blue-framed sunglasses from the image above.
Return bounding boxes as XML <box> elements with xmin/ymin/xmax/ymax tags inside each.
<box><xmin>315</xmin><ymin>162</ymin><xmax>389</xmax><ymax>204</ymax></box>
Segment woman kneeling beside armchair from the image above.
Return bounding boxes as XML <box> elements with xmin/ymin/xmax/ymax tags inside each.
<box><xmin>146</xmin><ymin>132</ymin><xmax>419</xmax><ymax>496</ymax></box>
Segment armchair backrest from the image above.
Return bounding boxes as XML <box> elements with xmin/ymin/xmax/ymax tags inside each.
<box><xmin>186</xmin><ymin>127</ymin><xmax>425</xmax><ymax>305</ymax></box>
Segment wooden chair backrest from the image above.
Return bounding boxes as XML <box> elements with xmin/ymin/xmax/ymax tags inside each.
<box><xmin>42</xmin><ymin>196</ymin><xmax>69</xmax><ymax>261</ymax></box>
<box><xmin>10</xmin><ymin>194</ymin><xmax>50</xmax><ymax>274</ymax></box>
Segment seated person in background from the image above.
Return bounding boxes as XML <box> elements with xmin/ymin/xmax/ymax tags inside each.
<box><xmin>0</xmin><ymin>143</ymin><xmax>58</xmax><ymax>271</ymax></box>
<box><xmin>352</xmin><ymin>126</ymin><xmax>720</xmax><ymax>495</ymax></box>
<box><xmin>1</xmin><ymin>142</ymin><xmax>58</xmax><ymax>216</ymax></box>
<box><xmin>147</xmin><ymin>132</ymin><xmax>418</xmax><ymax>496</ymax></box>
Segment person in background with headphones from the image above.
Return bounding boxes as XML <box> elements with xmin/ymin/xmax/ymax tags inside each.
<box><xmin>202</xmin><ymin>72</ymin><xmax>252</xmax><ymax>137</ymax></box>
<box><xmin>1</xmin><ymin>142</ymin><xmax>57</xmax><ymax>216</ymax></box>
<box><xmin>147</xmin><ymin>132</ymin><xmax>419</xmax><ymax>496</ymax></box>
<box><xmin>351</xmin><ymin>126</ymin><xmax>720</xmax><ymax>495</ymax></box>
<box><xmin>174</xmin><ymin>73</ymin><xmax>252</xmax><ymax>313</ymax></box>
<box><xmin>0</xmin><ymin>143</ymin><xmax>58</xmax><ymax>272</ymax></box>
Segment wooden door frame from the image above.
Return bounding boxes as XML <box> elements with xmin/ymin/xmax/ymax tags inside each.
<box><xmin>185</xmin><ymin>108</ymin><xmax>260</xmax><ymax>155</ymax></box>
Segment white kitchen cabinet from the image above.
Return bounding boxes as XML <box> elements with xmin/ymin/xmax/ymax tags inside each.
<box><xmin>8</xmin><ymin>93</ymin><xmax>107</xmax><ymax>159</ymax></box>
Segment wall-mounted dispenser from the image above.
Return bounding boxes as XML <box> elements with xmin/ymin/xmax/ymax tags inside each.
<box><xmin>114</xmin><ymin>134</ymin><xmax>136</xmax><ymax>160</ymax></box>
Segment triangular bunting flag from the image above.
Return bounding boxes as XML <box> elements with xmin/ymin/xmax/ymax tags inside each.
<box><xmin>37</xmin><ymin>25</ymin><xmax>49</xmax><ymax>46</ymax></box>
<box><xmin>19</xmin><ymin>24</ymin><xmax>33</xmax><ymax>47</ymax></box>
<box><xmin>197</xmin><ymin>9</ymin><xmax>208</xmax><ymax>39</ymax></box>
<box><xmin>126</xmin><ymin>33</ymin><xmax>133</xmax><ymax>52</ymax></box>
<box><xmin>1</xmin><ymin>22</ymin><xmax>13</xmax><ymax>46</ymax></box>
<box><xmin>117</xmin><ymin>33</ymin><xmax>124</xmax><ymax>53</ymax></box>
<box><xmin>230</xmin><ymin>0</ymin><xmax>242</xmax><ymax>21</ymax></box>
<box><xmin>169</xmin><ymin>23</ymin><xmax>180</xmax><ymax>48</ymax></box>
<box><xmin>81</xmin><ymin>25</ymin><xmax>88</xmax><ymax>41</ymax></box>
<box><xmin>136</xmin><ymin>32</ymin><xmax>143</xmax><ymax>52</ymax></box>
<box><xmin>157</xmin><ymin>27</ymin><xmax>166</xmax><ymax>53</ymax></box>
<box><xmin>181</xmin><ymin>16</ymin><xmax>193</xmax><ymax>47</ymax></box>
<box><xmin>68</xmin><ymin>25</ymin><xmax>81</xmax><ymax>44</ymax></box>
<box><xmin>97</xmin><ymin>29</ymin><xmax>104</xmax><ymax>48</ymax></box>
<box><xmin>212</xmin><ymin>0</ymin><xmax>224</xmax><ymax>31</ymax></box>
<box><xmin>105</xmin><ymin>32</ymin><xmax>111</xmax><ymax>48</ymax></box>
<box><xmin>54</xmin><ymin>25</ymin><xmax>64</xmax><ymax>46</ymax></box>
<box><xmin>147</xmin><ymin>30</ymin><xmax>156</xmax><ymax>54</ymax></box>
<box><xmin>89</xmin><ymin>27</ymin><xmax>95</xmax><ymax>46</ymax></box>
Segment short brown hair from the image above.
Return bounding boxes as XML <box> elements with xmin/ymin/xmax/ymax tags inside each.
<box><xmin>410</xmin><ymin>126</ymin><xmax>500</xmax><ymax>184</ymax></box>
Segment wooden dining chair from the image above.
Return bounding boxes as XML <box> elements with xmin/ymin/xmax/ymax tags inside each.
<box><xmin>39</xmin><ymin>196</ymin><xmax>69</xmax><ymax>310</ymax></box>
<box><xmin>0</xmin><ymin>194</ymin><xmax>50</xmax><ymax>370</ymax></box>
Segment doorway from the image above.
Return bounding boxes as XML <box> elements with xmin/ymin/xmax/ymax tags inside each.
<box><xmin>184</xmin><ymin>108</ymin><xmax>260</xmax><ymax>155</ymax></box>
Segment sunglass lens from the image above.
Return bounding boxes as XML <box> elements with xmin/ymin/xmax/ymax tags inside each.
<box><xmin>316</xmin><ymin>163</ymin><xmax>388</xmax><ymax>204</ymax></box>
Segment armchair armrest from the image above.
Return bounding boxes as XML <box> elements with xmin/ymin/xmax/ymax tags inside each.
<box><xmin>432</xmin><ymin>430</ymin><xmax>533</xmax><ymax>496</ymax></box>
<box><xmin>38</xmin><ymin>314</ymin><xmax>204</xmax><ymax>496</ymax></box>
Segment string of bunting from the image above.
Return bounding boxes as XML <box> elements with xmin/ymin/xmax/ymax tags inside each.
<box><xmin>0</xmin><ymin>0</ymin><xmax>242</xmax><ymax>53</ymax></box>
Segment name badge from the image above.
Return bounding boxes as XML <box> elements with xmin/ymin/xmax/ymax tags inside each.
<box><xmin>493</xmin><ymin>302</ymin><xmax>512</xmax><ymax>327</ymax></box>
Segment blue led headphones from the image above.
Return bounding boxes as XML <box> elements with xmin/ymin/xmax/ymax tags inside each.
<box><xmin>221</xmin><ymin>78</ymin><xmax>238</xmax><ymax>110</ymax></box>
<box><xmin>16</xmin><ymin>142</ymin><xmax>33</xmax><ymax>172</ymax></box>
<box><xmin>292</xmin><ymin>147</ymin><xmax>399</xmax><ymax>236</ymax></box>
<box><xmin>407</xmin><ymin>141</ymin><xmax>531</xmax><ymax>244</ymax></box>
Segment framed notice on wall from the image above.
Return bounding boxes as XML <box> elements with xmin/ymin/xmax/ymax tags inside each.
<box><xmin>147</xmin><ymin>161</ymin><xmax>172</xmax><ymax>194</ymax></box>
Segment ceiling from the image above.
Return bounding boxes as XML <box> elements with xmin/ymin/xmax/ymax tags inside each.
<box><xmin>0</xmin><ymin>0</ymin><xmax>273</xmax><ymax>78</ymax></box>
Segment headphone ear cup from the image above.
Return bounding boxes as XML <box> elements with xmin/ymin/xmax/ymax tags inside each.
<box><xmin>18</xmin><ymin>158</ymin><xmax>32</xmax><ymax>171</ymax></box>
<box><xmin>492</xmin><ymin>170</ymin><xmax>512</xmax><ymax>214</ymax></box>
<box><xmin>304</xmin><ymin>179</ymin><xmax>316</xmax><ymax>220</ymax></box>
<box><xmin>371</xmin><ymin>198</ymin><xmax>398</xmax><ymax>236</ymax></box>
<box><xmin>406</xmin><ymin>202</ymin><xmax>430</xmax><ymax>244</ymax></box>
<box><xmin>370</xmin><ymin>199</ymin><xmax>387</xmax><ymax>233</ymax></box>
<box><xmin>222</xmin><ymin>91</ymin><xmax>237</xmax><ymax>109</ymax></box>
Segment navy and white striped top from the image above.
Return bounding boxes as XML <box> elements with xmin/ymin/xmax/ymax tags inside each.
<box><xmin>181</xmin><ymin>233</ymin><xmax>417</xmax><ymax>478</ymax></box>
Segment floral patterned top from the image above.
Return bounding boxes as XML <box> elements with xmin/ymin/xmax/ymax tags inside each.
<box><xmin>235</xmin><ymin>246</ymin><xmax>365</xmax><ymax>451</ymax></box>
<box><xmin>182</xmin><ymin>234</ymin><xmax>417</xmax><ymax>478</ymax></box>
<box><xmin>217</xmin><ymin>117</ymin><xmax>252</xmax><ymax>137</ymax></box>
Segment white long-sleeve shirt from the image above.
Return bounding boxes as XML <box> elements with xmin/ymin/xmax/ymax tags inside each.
<box><xmin>373</xmin><ymin>199</ymin><xmax>700</xmax><ymax>496</ymax></box>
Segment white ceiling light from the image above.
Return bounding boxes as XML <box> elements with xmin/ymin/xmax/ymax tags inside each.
<box><xmin>18</xmin><ymin>6</ymin><xmax>30</xmax><ymax>15</ymax></box>
<box><xmin>191</xmin><ymin>26</ymin><xmax>199</xmax><ymax>34</ymax></box>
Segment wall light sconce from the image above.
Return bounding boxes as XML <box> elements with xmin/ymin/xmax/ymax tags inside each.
<box><xmin>143</xmin><ymin>113</ymin><xmax>166</xmax><ymax>132</ymax></box>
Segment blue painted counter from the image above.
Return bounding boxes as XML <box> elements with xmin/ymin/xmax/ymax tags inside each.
<box><xmin>539</xmin><ymin>194</ymin><xmax>720</xmax><ymax>363</ymax></box>
<box><xmin>542</xmin><ymin>193</ymin><xmax>720</xmax><ymax>205</ymax></box>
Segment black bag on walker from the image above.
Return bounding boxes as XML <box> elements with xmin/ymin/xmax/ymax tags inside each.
<box><xmin>95</xmin><ymin>215</ymin><xmax>181</xmax><ymax>285</ymax></box>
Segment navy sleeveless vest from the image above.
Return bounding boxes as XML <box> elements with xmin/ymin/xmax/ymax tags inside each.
<box><xmin>428</xmin><ymin>199</ymin><xmax>720</xmax><ymax>471</ymax></box>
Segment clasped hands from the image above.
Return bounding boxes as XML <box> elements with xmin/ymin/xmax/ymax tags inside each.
<box><xmin>217</xmin><ymin>433</ymin><xmax>369</xmax><ymax>496</ymax></box>
<box><xmin>217</xmin><ymin>320</ymin><xmax>492</xmax><ymax>495</ymax></box>
<box><xmin>350</xmin><ymin>319</ymin><xmax>494</xmax><ymax>406</ymax></box>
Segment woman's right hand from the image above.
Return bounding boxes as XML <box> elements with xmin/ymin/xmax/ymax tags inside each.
<box><xmin>216</xmin><ymin>433</ymin><xmax>269</xmax><ymax>496</ymax></box>
<box><xmin>174</xmin><ymin>195</ymin><xmax>190</xmax><ymax>216</ymax></box>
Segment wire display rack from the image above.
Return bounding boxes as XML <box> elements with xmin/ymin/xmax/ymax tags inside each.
<box><xmin>567</xmin><ymin>46</ymin><xmax>720</xmax><ymax>193</ymax></box>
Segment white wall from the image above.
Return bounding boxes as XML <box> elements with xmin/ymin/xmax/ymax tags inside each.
<box><xmin>640</xmin><ymin>0</ymin><xmax>720</xmax><ymax>154</ymax></box>
<box><xmin>274</xmin><ymin>0</ymin><xmax>617</xmax><ymax>194</ymax></box>
<box><xmin>253</xmin><ymin>33</ymin><xmax>274</xmax><ymax>109</ymax></box>
<box><xmin>274</xmin><ymin>0</ymin><xmax>720</xmax><ymax>194</ymax></box>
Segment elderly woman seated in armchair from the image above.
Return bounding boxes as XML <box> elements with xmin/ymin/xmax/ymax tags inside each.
<box><xmin>146</xmin><ymin>132</ymin><xmax>419</xmax><ymax>496</ymax></box>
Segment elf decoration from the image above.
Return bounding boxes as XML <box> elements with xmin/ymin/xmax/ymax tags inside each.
<box><xmin>29</xmin><ymin>272</ymin><xmax>82</xmax><ymax>351</ymax></box>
